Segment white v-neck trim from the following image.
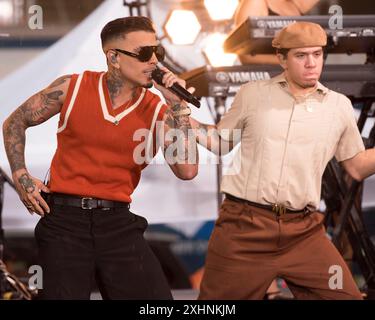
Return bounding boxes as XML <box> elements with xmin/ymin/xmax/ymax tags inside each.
<box><xmin>146</xmin><ymin>101</ymin><xmax>164</xmax><ymax>162</ymax></box>
<box><xmin>98</xmin><ymin>73</ymin><xmax>145</xmax><ymax>124</ymax></box>
<box><xmin>57</xmin><ymin>73</ymin><xmax>83</xmax><ymax>133</ymax></box>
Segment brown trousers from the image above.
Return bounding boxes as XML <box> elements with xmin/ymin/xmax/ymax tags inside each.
<box><xmin>199</xmin><ymin>198</ymin><xmax>363</xmax><ymax>300</ymax></box>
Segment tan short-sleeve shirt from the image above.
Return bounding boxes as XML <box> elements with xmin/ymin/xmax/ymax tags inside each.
<box><xmin>218</xmin><ymin>73</ymin><xmax>365</xmax><ymax>211</ymax></box>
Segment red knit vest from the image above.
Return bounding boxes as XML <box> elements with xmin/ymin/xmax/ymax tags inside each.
<box><xmin>49</xmin><ymin>71</ymin><xmax>167</xmax><ymax>202</ymax></box>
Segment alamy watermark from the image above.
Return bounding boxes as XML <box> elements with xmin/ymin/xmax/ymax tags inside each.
<box><xmin>328</xmin><ymin>265</ymin><xmax>343</xmax><ymax>290</ymax></box>
<box><xmin>132</xmin><ymin>121</ymin><xmax>243</xmax><ymax>175</ymax></box>
<box><xmin>28</xmin><ymin>5</ymin><xmax>43</xmax><ymax>30</ymax></box>
<box><xmin>328</xmin><ymin>5</ymin><xmax>343</xmax><ymax>30</ymax></box>
<box><xmin>28</xmin><ymin>264</ymin><xmax>43</xmax><ymax>290</ymax></box>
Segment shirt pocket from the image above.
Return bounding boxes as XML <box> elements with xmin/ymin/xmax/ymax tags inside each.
<box><xmin>290</xmin><ymin>111</ymin><xmax>331</xmax><ymax>146</ymax></box>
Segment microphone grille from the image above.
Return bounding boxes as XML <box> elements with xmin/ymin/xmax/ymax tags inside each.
<box><xmin>151</xmin><ymin>68</ymin><xmax>164</xmax><ymax>85</ymax></box>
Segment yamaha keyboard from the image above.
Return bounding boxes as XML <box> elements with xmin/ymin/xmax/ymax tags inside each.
<box><xmin>224</xmin><ymin>15</ymin><xmax>375</xmax><ymax>55</ymax></box>
<box><xmin>181</xmin><ymin>64</ymin><xmax>375</xmax><ymax>98</ymax></box>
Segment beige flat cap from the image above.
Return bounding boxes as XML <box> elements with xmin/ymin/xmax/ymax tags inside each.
<box><xmin>272</xmin><ymin>21</ymin><xmax>327</xmax><ymax>49</ymax></box>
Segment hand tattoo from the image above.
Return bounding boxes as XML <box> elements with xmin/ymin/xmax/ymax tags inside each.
<box><xmin>18</xmin><ymin>173</ymin><xmax>35</xmax><ymax>193</ymax></box>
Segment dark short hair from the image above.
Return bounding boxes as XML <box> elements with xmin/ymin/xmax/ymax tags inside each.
<box><xmin>100</xmin><ymin>16</ymin><xmax>156</xmax><ymax>47</ymax></box>
<box><xmin>276</xmin><ymin>48</ymin><xmax>290</xmax><ymax>59</ymax></box>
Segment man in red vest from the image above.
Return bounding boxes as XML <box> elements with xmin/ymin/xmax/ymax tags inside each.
<box><xmin>2</xmin><ymin>16</ymin><xmax>198</xmax><ymax>299</ymax></box>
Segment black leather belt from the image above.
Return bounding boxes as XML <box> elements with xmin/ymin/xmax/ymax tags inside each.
<box><xmin>43</xmin><ymin>193</ymin><xmax>130</xmax><ymax>210</ymax></box>
<box><xmin>225</xmin><ymin>193</ymin><xmax>308</xmax><ymax>215</ymax></box>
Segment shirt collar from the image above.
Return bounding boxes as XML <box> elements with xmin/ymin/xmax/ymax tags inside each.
<box><xmin>271</xmin><ymin>72</ymin><xmax>329</xmax><ymax>96</ymax></box>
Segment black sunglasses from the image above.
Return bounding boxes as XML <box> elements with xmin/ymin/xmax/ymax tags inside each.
<box><xmin>113</xmin><ymin>45</ymin><xmax>165</xmax><ymax>62</ymax></box>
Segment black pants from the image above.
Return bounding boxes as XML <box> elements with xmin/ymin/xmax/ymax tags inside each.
<box><xmin>34</xmin><ymin>203</ymin><xmax>172</xmax><ymax>300</ymax></box>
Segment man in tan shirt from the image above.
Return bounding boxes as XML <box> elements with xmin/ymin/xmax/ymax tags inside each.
<box><xmin>190</xmin><ymin>22</ymin><xmax>375</xmax><ymax>299</ymax></box>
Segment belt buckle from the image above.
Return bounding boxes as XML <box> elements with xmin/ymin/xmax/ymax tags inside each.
<box><xmin>272</xmin><ymin>203</ymin><xmax>286</xmax><ymax>216</ymax></box>
<box><xmin>81</xmin><ymin>197</ymin><xmax>94</xmax><ymax>210</ymax></box>
<box><xmin>303</xmin><ymin>207</ymin><xmax>310</xmax><ymax>216</ymax></box>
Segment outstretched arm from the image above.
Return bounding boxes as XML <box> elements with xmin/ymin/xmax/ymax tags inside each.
<box><xmin>341</xmin><ymin>149</ymin><xmax>375</xmax><ymax>181</ymax></box>
<box><xmin>189</xmin><ymin>118</ymin><xmax>237</xmax><ymax>156</ymax></box>
<box><xmin>2</xmin><ymin>75</ymin><xmax>71</xmax><ymax>215</ymax></box>
<box><xmin>189</xmin><ymin>84</ymin><xmax>245</xmax><ymax>155</ymax></box>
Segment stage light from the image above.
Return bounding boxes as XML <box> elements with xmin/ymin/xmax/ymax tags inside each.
<box><xmin>203</xmin><ymin>33</ymin><xmax>237</xmax><ymax>67</ymax></box>
<box><xmin>0</xmin><ymin>0</ymin><xmax>13</xmax><ymax>24</ymax></box>
<box><xmin>204</xmin><ymin>0</ymin><xmax>239</xmax><ymax>21</ymax></box>
<box><xmin>164</xmin><ymin>10</ymin><xmax>201</xmax><ymax>45</ymax></box>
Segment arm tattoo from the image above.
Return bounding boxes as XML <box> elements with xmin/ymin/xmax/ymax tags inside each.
<box><xmin>47</xmin><ymin>75</ymin><xmax>71</xmax><ymax>88</ymax></box>
<box><xmin>3</xmin><ymin>108</ymin><xmax>27</xmax><ymax>172</ymax></box>
<box><xmin>164</xmin><ymin>104</ymin><xmax>197</xmax><ymax>162</ymax></box>
<box><xmin>3</xmin><ymin>76</ymin><xmax>68</xmax><ymax>173</ymax></box>
<box><xmin>22</xmin><ymin>90</ymin><xmax>63</xmax><ymax>125</ymax></box>
<box><xmin>165</xmin><ymin>108</ymin><xmax>190</xmax><ymax>135</ymax></box>
<box><xmin>18</xmin><ymin>173</ymin><xmax>35</xmax><ymax>193</ymax></box>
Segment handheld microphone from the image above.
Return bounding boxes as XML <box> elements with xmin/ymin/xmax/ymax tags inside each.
<box><xmin>151</xmin><ymin>66</ymin><xmax>201</xmax><ymax>108</ymax></box>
